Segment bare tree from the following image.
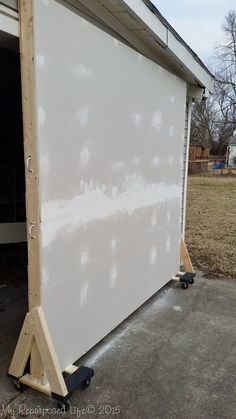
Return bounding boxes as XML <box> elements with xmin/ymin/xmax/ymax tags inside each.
<box><xmin>191</xmin><ymin>10</ymin><xmax>236</xmax><ymax>155</ymax></box>
<box><xmin>190</xmin><ymin>98</ymin><xmax>217</xmax><ymax>149</ymax></box>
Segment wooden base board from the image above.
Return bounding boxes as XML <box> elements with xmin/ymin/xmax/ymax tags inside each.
<box><xmin>18</xmin><ymin>365</ymin><xmax>79</xmax><ymax>398</ymax></box>
<box><xmin>20</xmin><ymin>374</ymin><xmax>51</xmax><ymax>396</ymax></box>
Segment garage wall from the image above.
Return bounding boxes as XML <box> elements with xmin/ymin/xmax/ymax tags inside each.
<box><xmin>33</xmin><ymin>0</ymin><xmax>186</xmax><ymax>371</ymax></box>
<box><xmin>0</xmin><ymin>0</ymin><xmax>17</xmax><ymax>10</ymax></box>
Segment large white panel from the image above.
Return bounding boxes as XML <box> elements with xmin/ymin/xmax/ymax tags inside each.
<box><xmin>33</xmin><ymin>0</ymin><xmax>186</xmax><ymax>370</ymax></box>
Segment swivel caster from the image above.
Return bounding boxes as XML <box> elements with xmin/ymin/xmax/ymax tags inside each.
<box><xmin>81</xmin><ymin>378</ymin><xmax>91</xmax><ymax>389</ymax></box>
<box><xmin>13</xmin><ymin>379</ymin><xmax>27</xmax><ymax>392</ymax></box>
<box><xmin>58</xmin><ymin>399</ymin><xmax>71</xmax><ymax>411</ymax></box>
<box><xmin>180</xmin><ymin>272</ymin><xmax>195</xmax><ymax>289</ymax></box>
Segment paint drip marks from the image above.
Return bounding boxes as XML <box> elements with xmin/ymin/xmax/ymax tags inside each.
<box><xmin>112</xmin><ymin>186</ymin><xmax>118</xmax><ymax>198</ymax></box>
<box><xmin>36</xmin><ymin>54</ymin><xmax>46</xmax><ymax>67</ymax></box>
<box><xmin>41</xmin><ymin>155</ymin><xmax>51</xmax><ymax>176</ymax></box>
<box><xmin>70</xmin><ymin>62</ymin><xmax>95</xmax><ymax>80</ymax></box>
<box><xmin>168</xmin><ymin>156</ymin><xmax>174</xmax><ymax>166</ymax></box>
<box><xmin>113</xmin><ymin>38</ymin><xmax>119</xmax><ymax>47</ymax></box>
<box><xmin>149</xmin><ymin>245</ymin><xmax>157</xmax><ymax>267</ymax></box>
<box><xmin>169</xmin><ymin>126</ymin><xmax>175</xmax><ymax>137</ymax></box>
<box><xmin>38</xmin><ymin>107</ymin><xmax>46</xmax><ymax>125</ymax></box>
<box><xmin>165</xmin><ymin>235</ymin><xmax>171</xmax><ymax>252</ymax></box>
<box><xmin>110</xmin><ymin>236</ymin><xmax>117</xmax><ymax>255</ymax></box>
<box><xmin>112</xmin><ymin>161</ymin><xmax>125</xmax><ymax>174</ymax></box>
<box><xmin>80</xmin><ymin>281</ymin><xmax>89</xmax><ymax>308</ymax></box>
<box><xmin>152</xmin><ymin>110</ymin><xmax>162</xmax><ymax>130</ymax></box>
<box><xmin>131</xmin><ymin>112</ymin><xmax>142</xmax><ymax>129</ymax></box>
<box><xmin>81</xmin><ymin>251</ymin><xmax>89</xmax><ymax>268</ymax></box>
<box><xmin>166</xmin><ymin>210</ymin><xmax>171</xmax><ymax>224</ymax></box>
<box><xmin>110</xmin><ymin>263</ymin><xmax>117</xmax><ymax>288</ymax></box>
<box><xmin>151</xmin><ymin>156</ymin><xmax>160</xmax><ymax>168</ymax></box>
<box><xmin>77</xmin><ymin>108</ymin><xmax>89</xmax><ymax>128</ymax></box>
<box><xmin>137</xmin><ymin>53</ymin><xmax>143</xmax><ymax>63</ymax></box>
<box><xmin>80</xmin><ymin>146</ymin><xmax>90</xmax><ymax>167</ymax></box>
<box><xmin>42</xmin><ymin>268</ymin><xmax>50</xmax><ymax>287</ymax></box>
<box><xmin>173</xmin><ymin>305</ymin><xmax>182</xmax><ymax>312</ymax></box>
<box><xmin>132</xmin><ymin>157</ymin><xmax>140</xmax><ymax>166</ymax></box>
<box><xmin>151</xmin><ymin>212</ymin><xmax>157</xmax><ymax>229</ymax></box>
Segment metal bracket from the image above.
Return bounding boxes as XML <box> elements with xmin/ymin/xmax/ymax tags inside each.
<box><xmin>26</xmin><ymin>155</ymin><xmax>33</xmax><ymax>173</ymax></box>
<box><xmin>29</xmin><ymin>223</ymin><xmax>36</xmax><ymax>240</ymax></box>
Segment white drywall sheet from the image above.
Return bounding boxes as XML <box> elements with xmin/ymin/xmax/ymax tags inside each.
<box><xmin>33</xmin><ymin>0</ymin><xmax>186</xmax><ymax>371</ymax></box>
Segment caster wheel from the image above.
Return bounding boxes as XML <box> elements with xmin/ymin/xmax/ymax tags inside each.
<box><xmin>189</xmin><ymin>278</ymin><xmax>194</xmax><ymax>284</ymax></box>
<box><xmin>58</xmin><ymin>400</ymin><xmax>71</xmax><ymax>411</ymax></box>
<box><xmin>181</xmin><ymin>282</ymin><xmax>188</xmax><ymax>289</ymax></box>
<box><xmin>13</xmin><ymin>379</ymin><xmax>27</xmax><ymax>392</ymax></box>
<box><xmin>81</xmin><ymin>378</ymin><xmax>91</xmax><ymax>389</ymax></box>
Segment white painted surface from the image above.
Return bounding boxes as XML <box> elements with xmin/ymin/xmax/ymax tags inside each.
<box><xmin>33</xmin><ymin>0</ymin><xmax>186</xmax><ymax>371</ymax></box>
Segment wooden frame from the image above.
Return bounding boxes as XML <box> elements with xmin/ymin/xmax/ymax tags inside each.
<box><xmin>18</xmin><ymin>0</ymin><xmax>43</xmax><ymax>382</ymax></box>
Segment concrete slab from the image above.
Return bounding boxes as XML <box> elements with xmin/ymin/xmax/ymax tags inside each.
<box><xmin>1</xmin><ymin>274</ymin><xmax>236</xmax><ymax>418</ymax></box>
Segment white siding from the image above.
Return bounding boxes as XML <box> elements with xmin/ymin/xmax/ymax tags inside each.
<box><xmin>181</xmin><ymin>100</ymin><xmax>192</xmax><ymax>237</ymax></box>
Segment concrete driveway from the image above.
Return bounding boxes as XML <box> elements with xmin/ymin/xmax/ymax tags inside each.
<box><xmin>1</xmin><ymin>274</ymin><xmax>236</xmax><ymax>419</ymax></box>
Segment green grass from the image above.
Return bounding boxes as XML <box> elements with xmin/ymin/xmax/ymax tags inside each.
<box><xmin>185</xmin><ymin>176</ymin><xmax>236</xmax><ymax>278</ymax></box>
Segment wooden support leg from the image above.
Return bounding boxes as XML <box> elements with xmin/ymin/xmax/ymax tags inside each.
<box><xmin>180</xmin><ymin>238</ymin><xmax>194</xmax><ymax>273</ymax></box>
<box><xmin>8</xmin><ymin>312</ymin><xmax>34</xmax><ymax>378</ymax></box>
<box><xmin>29</xmin><ymin>307</ymin><xmax>67</xmax><ymax>396</ymax></box>
<box><xmin>9</xmin><ymin>307</ymin><xmax>67</xmax><ymax>397</ymax></box>
<box><xmin>30</xmin><ymin>342</ymin><xmax>46</xmax><ymax>384</ymax></box>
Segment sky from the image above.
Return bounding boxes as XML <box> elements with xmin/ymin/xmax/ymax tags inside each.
<box><xmin>152</xmin><ymin>0</ymin><xmax>236</xmax><ymax>65</ymax></box>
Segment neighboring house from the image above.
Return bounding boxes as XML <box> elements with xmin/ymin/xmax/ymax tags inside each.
<box><xmin>0</xmin><ymin>0</ymin><xmax>214</xmax><ymax>401</ymax></box>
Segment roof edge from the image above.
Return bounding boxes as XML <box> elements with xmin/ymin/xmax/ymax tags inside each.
<box><xmin>142</xmin><ymin>0</ymin><xmax>214</xmax><ymax>79</ymax></box>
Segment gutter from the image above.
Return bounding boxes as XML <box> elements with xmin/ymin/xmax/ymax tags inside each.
<box><xmin>142</xmin><ymin>0</ymin><xmax>214</xmax><ymax>80</ymax></box>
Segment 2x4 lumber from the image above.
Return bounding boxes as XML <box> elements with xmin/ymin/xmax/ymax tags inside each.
<box><xmin>8</xmin><ymin>313</ymin><xmax>33</xmax><ymax>378</ymax></box>
<box><xmin>20</xmin><ymin>374</ymin><xmax>51</xmax><ymax>396</ymax></box>
<box><xmin>19</xmin><ymin>0</ymin><xmax>43</xmax><ymax>381</ymax></box>
<box><xmin>29</xmin><ymin>307</ymin><xmax>68</xmax><ymax>396</ymax></box>
<box><xmin>65</xmin><ymin>365</ymin><xmax>79</xmax><ymax>374</ymax></box>
<box><xmin>180</xmin><ymin>238</ymin><xmax>194</xmax><ymax>273</ymax></box>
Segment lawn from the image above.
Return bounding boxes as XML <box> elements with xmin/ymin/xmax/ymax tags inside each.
<box><xmin>185</xmin><ymin>176</ymin><xmax>236</xmax><ymax>278</ymax></box>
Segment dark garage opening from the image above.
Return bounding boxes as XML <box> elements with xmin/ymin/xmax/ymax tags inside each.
<box><xmin>0</xmin><ymin>46</ymin><xmax>28</xmax><ymax>383</ymax></box>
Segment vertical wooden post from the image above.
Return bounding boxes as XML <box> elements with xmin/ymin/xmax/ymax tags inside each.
<box><xmin>18</xmin><ymin>0</ymin><xmax>44</xmax><ymax>382</ymax></box>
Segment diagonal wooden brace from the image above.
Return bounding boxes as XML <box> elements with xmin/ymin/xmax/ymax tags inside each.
<box><xmin>180</xmin><ymin>237</ymin><xmax>194</xmax><ymax>273</ymax></box>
